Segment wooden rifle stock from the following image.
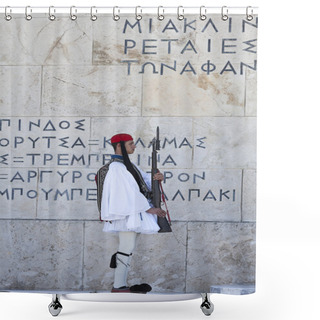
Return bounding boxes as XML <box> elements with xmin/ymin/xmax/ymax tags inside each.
<box><xmin>151</xmin><ymin>127</ymin><xmax>172</xmax><ymax>233</ymax></box>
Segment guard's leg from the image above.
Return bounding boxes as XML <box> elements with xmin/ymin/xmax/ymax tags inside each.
<box><xmin>112</xmin><ymin>231</ymin><xmax>137</xmax><ymax>290</ymax></box>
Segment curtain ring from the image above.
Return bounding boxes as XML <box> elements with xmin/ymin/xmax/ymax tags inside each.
<box><xmin>70</xmin><ymin>6</ymin><xmax>77</xmax><ymax>21</ymax></box>
<box><xmin>157</xmin><ymin>6</ymin><xmax>164</xmax><ymax>20</ymax></box>
<box><xmin>200</xmin><ymin>6</ymin><xmax>207</xmax><ymax>21</ymax></box>
<box><xmin>135</xmin><ymin>6</ymin><xmax>142</xmax><ymax>20</ymax></box>
<box><xmin>49</xmin><ymin>6</ymin><xmax>56</xmax><ymax>21</ymax></box>
<box><xmin>246</xmin><ymin>6</ymin><xmax>254</xmax><ymax>21</ymax></box>
<box><xmin>177</xmin><ymin>6</ymin><xmax>184</xmax><ymax>21</ymax></box>
<box><xmin>221</xmin><ymin>6</ymin><xmax>228</xmax><ymax>21</ymax></box>
<box><xmin>25</xmin><ymin>6</ymin><xmax>32</xmax><ymax>21</ymax></box>
<box><xmin>113</xmin><ymin>6</ymin><xmax>120</xmax><ymax>21</ymax></box>
<box><xmin>90</xmin><ymin>6</ymin><xmax>97</xmax><ymax>21</ymax></box>
<box><xmin>5</xmin><ymin>6</ymin><xmax>12</xmax><ymax>21</ymax></box>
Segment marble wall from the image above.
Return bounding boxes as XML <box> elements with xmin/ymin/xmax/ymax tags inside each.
<box><xmin>0</xmin><ymin>13</ymin><xmax>257</xmax><ymax>293</ymax></box>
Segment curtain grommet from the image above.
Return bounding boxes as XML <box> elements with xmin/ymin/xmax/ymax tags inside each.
<box><xmin>90</xmin><ymin>6</ymin><xmax>97</xmax><ymax>21</ymax></box>
<box><xmin>200</xmin><ymin>6</ymin><xmax>207</xmax><ymax>21</ymax></box>
<box><xmin>135</xmin><ymin>6</ymin><xmax>142</xmax><ymax>21</ymax></box>
<box><xmin>177</xmin><ymin>6</ymin><xmax>184</xmax><ymax>21</ymax></box>
<box><xmin>49</xmin><ymin>6</ymin><xmax>56</xmax><ymax>21</ymax></box>
<box><xmin>25</xmin><ymin>6</ymin><xmax>32</xmax><ymax>21</ymax></box>
<box><xmin>113</xmin><ymin>6</ymin><xmax>120</xmax><ymax>21</ymax></box>
<box><xmin>5</xmin><ymin>6</ymin><xmax>12</xmax><ymax>21</ymax></box>
<box><xmin>246</xmin><ymin>6</ymin><xmax>254</xmax><ymax>21</ymax></box>
<box><xmin>70</xmin><ymin>6</ymin><xmax>77</xmax><ymax>21</ymax></box>
<box><xmin>221</xmin><ymin>6</ymin><xmax>228</xmax><ymax>21</ymax></box>
<box><xmin>157</xmin><ymin>6</ymin><xmax>164</xmax><ymax>20</ymax></box>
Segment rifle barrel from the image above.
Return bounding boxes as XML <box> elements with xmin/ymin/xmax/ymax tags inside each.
<box><xmin>151</xmin><ymin>127</ymin><xmax>172</xmax><ymax>233</ymax></box>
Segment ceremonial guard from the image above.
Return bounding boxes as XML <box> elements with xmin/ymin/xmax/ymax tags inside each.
<box><xmin>96</xmin><ymin>133</ymin><xmax>167</xmax><ymax>293</ymax></box>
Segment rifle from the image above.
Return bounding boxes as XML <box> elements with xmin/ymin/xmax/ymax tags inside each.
<box><xmin>151</xmin><ymin>127</ymin><xmax>172</xmax><ymax>233</ymax></box>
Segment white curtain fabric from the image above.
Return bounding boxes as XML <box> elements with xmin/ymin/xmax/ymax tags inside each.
<box><xmin>0</xmin><ymin>9</ymin><xmax>257</xmax><ymax>294</ymax></box>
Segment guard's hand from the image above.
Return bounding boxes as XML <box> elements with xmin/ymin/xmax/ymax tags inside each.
<box><xmin>153</xmin><ymin>171</ymin><xmax>164</xmax><ymax>181</ymax></box>
<box><xmin>146</xmin><ymin>207</ymin><xmax>167</xmax><ymax>217</ymax></box>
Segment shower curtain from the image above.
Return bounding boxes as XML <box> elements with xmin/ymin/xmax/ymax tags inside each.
<box><xmin>0</xmin><ymin>7</ymin><xmax>257</xmax><ymax>295</ymax></box>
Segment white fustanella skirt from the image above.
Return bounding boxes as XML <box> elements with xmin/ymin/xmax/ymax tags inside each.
<box><xmin>102</xmin><ymin>211</ymin><xmax>160</xmax><ymax>234</ymax></box>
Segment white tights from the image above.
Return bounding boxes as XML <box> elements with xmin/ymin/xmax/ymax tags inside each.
<box><xmin>113</xmin><ymin>231</ymin><xmax>137</xmax><ymax>288</ymax></box>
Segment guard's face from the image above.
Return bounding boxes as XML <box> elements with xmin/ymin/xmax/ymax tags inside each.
<box><xmin>125</xmin><ymin>140</ymin><xmax>136</xmax><ymax>154</ymax></box>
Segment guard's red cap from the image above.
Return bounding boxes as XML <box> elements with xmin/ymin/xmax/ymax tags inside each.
<box><xmin>110</xmin><ymin>133</ymin><xmax>133</xmax><ymax>144</ymax></box>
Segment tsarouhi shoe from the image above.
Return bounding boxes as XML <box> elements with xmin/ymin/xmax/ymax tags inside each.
<box><xmin>111</xmin><ymin>286</ymin><xmax>131</xmax><ymax>293</ymax></box>
<box><xmin>129</xmin><ymin>283</ymin><xmax>152</xmax><ymax>294</ymax></box>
